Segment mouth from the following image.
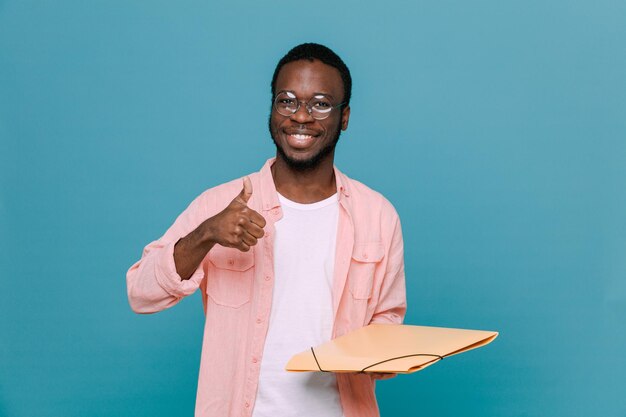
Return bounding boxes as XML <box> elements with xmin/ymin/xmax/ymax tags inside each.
<box><xmin>289</xmin><ymin>133</ymin><xmax>314</xmax><ymax>140</ymax></box>
<box><xmin>283</xmin><ymin>130</ymin><xmax>321</xmax><ymax>149</ymax></box>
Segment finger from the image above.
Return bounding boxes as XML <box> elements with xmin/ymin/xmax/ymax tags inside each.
<box><xmin>241</xmin><ymin>231</ymin><xmax>258</xmax><ymax>247</ymax></box>
<box><xmin>236</xmin><ymin>176</ymin><xmax>253</xmax><ymax>204</ymax></box>
<box><xmin>249</xmin><ymin>210</ymin><xmax>267</xmax><ymax>228</ymax></box>
<box><xmin>370</xmin><ymin>372</ymin><xmax>397</xmax><ymax>380</ymax></box>
<box><xmin>233</xmin><ymin>177</ymin><xmax>253</xmax><ymax>205</ymax></box>
<box><xmin>244</xmin><ymin>222</ymin><xmax>265</xmax><ymax>239</ymax></box>
<box><xmin>236</xmin><ymin>241</ymin><xmax>251</xmax><ymax>252</ymax></box>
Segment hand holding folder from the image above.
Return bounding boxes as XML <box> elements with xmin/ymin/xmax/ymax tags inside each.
<box><xmin>286</xmin><ymin>324</ymin><xmax>498</xmax><ymax>374</ymax></box>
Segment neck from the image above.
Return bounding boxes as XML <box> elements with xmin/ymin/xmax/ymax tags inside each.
<box><xmin>271</xmin><ymin>153</ymin><xmax>337</xmax><ymax>204</ymax></box>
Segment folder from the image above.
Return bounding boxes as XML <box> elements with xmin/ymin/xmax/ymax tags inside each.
<box><xmin>286</xmin><ymin>324</ymin><xmax>498</xmax><ymax>374</ymax></box>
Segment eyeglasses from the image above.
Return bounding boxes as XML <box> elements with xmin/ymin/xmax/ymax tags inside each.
<box><xmin>273</xmin><ymin>91</ymin><xmax>345</xmax><ymax>120</ymax></box>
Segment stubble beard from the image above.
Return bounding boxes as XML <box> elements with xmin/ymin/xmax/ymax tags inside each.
<box><xmin>269</xmin><ymin>116</ymin><xmax>342</xmax><ymax>172</ymax></box>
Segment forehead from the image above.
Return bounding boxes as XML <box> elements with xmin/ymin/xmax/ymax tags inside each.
<box><xmin>275</xmin><ymin>59</ymin><xmax>344</xmax><ymax>100</ymax></box>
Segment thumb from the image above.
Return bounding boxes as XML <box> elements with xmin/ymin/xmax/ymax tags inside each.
<box><xmin>237</xmin><ymin>176</ymin><xmax>253</xmax><ymax>204</ymax></box>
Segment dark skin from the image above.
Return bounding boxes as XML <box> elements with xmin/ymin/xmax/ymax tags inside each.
<box><xmin>173</xmin><ymin>176</ymin><xmax>266</xmax><ymax>280</ymax></box>
<box><xmin>173</xmin><ymin>59</ymin><xmax>349</xmax><ymax>280</ymax></box>
<box><xmin>173</xmin><ymin>58</ymin><xmax>393</xmax><ymax>379</ymax></box>
<box><xmin>269</xmin><ymin>59</ymin><xmax>350</xmax><ymax>203</ymax></box>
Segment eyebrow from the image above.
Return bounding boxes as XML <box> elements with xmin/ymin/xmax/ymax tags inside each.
<box><xmin>277</xmin><ymin>90</ymin><xmax>336</xmax><ymax>100</ymax></box>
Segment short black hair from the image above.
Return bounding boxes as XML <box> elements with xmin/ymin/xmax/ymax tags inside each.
<box><xmin>271</xmin><ymin>43</ymin><xmax>352</xmax><ymax>106</ymax></box>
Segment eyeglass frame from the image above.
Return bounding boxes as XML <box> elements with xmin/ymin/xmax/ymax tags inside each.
<box><xmin>273</xmin><ymin>90</ymin><xmax>347</xmax><ymax>120</ymax></box>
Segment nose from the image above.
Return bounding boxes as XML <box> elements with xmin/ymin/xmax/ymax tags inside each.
<box><xmin>290</xmin><ymin>102</ymin><xmax>315</xmax><ymax>124</ymax></box>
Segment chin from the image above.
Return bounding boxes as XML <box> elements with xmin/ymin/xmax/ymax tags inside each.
<box><xmin>277</xmin><ymin>147</ymin><xmax>326</xmax><ymax>171</ymax></box>
<box><xmin>269</xmin><ymin>113</ymin><xmax>343</xmax><ymax>171</ymax></box>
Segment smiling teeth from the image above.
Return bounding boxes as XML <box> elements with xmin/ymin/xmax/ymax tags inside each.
<box><xmin>291</xmin><ymin>134</ymin><xmax>312</xmax><ymax>139</ymax></box>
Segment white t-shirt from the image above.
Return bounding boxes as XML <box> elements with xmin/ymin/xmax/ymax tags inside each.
<box><xmin>252</xmin><ymin>192</ymin><xmax>344</xmax><ymax>417</ymax></box>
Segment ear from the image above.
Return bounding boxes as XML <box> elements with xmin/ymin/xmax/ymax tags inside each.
<box><xmin>341</xmin><ymin>105</ymin><xmax>351</xmax><ymax>131</ymax></box>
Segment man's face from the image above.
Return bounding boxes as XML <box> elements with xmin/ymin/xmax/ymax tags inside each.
<box><xmin>269</xmin><ymin>59</ymin><xmax>350</xmax><ymax>171</ymax></box>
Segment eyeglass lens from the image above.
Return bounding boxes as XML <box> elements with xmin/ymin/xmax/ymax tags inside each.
<box><xmin>274</xmin><ymin>91</ymin><xmax>335</xmax><ymax>120</ymax></box>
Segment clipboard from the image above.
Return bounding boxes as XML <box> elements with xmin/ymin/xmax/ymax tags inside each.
<box><xmin>286</xmin><ymin>324</ymin><xmax>498</xmax><ymax>373</ymax></box>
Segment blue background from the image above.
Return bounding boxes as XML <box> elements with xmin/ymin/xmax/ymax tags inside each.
<box><xmin>1</xmin><ymin>1</ymin><xmax>625</xmax><ymax>416</ymax></box>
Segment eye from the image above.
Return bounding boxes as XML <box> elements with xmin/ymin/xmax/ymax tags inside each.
<box><xmin>311</xmin><ymin>99</ymin><xmax>331</xmax><ymax>109</ymax></box>
<box><xmin>278</xmin><ymin>98</ymin><xmax>296</xmax><ymax>105</ymax></box>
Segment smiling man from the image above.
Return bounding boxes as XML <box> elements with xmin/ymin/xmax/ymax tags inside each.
<box><xmin>127</xmin><ymin>43</ymin><xmax>406</xmax><ymax>417</ymax></box>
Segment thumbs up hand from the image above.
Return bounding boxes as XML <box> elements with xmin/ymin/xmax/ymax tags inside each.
<box><xmin>204</xmin><ymin>177</ymin><xmax>267</xmax><ymax>252</ymax></box>
<box><xmin>234</xmin><ymin>176</ymin><xmax>254</xmax><ymax>205</ymax></box>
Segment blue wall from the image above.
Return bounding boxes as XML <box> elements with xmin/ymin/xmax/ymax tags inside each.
<box><xmin>1</xmin><ymin>1</ymin><xmax>624</xmax><ymax>416</ymax></box>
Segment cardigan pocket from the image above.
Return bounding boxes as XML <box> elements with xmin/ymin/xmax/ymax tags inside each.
<box><xmin>206</xmin><ymin>246</ymin><xmax>255</xmax><ymax>308</ymax></box>
<box><xmin>349</xmin><ymin>242</ymin><xmax>384</xmax><ymax>300</ymax></box>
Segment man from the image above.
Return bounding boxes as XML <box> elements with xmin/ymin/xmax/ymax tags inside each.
<box><xmin>127</xmin><ymin>43</ymin><xmax>406</xmax><ymax>417</ymax></box>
